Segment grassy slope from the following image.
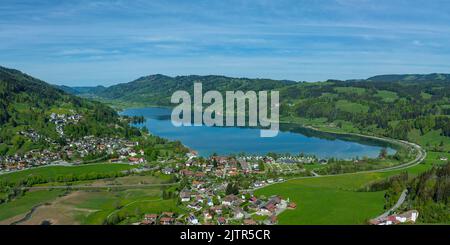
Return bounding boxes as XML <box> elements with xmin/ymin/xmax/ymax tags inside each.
<box><xmin>256</xmin><ymin>151</ymin><xmax>450</xmax><ymax>224</ymax></box>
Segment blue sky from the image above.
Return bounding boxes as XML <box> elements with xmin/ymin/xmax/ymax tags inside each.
<box><xmin>1</xmin><ymin>0</ymin><xmax>449</xmax><ymax>86</ymax></box>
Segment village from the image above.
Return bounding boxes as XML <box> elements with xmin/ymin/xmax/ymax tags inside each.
<box><xmin>0</xmin><ymin>113</ymin><xmax>420</xmax><ymax>226</ymax></box>
<box><xmin>0</xmin><ymin>113</ymin><xmax>146</xmax><ymax>173</ymax></box>
<box><xmin>0</xmin><ymin>135</ymin><xmax>144</xmax><ymax>173</ymax></box>
<box><xmin>138</xmin><ymin>154</ymin><xmax>302</xmax><ymax>225</ymax></box>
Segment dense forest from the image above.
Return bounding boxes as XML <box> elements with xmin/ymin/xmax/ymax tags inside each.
<box><xmin>59</xmin><ymin>74</ymin><xmax>294</xmax><ymax>106</ymax></box>
<box><xmin>364</xmin><ymin>163</ymin><xmax>449</xmax><ymax>223</ymax></box>
<box><xmin>63</xmin><ymin>73</ymin><xmax>450</xmax><ymax>152</ymax></box>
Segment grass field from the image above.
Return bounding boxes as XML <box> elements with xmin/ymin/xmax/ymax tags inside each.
<box><xmin>336</xmin><ymin>100</ymin><xmax>369</xmax><ymax>114</ymax></box>
<box><xmin>257</xmin><ymin>180</ymin><xmax>384</xmax><ymax>224</ymax></box>
<box><xmin>375</xmin><ymin>90</ymin><xmax>398</xmax><ymax>102</ymax></box>
<box><xmin>0</xmin><ymin>173</ymin><xmax>177</xmax><ymax>225</ymax></box>
<box><xmin>256</xmin><ymin>151</ymin><xmax>448</xmax><ymax>224</ymax></box>
<box><xmin>420</xmin><ymin>92</ymin><xmax>432</xmax><ymax>100</ymax></box>
<box><xmin>0</xmin><ymin>163</ymin><xmax>136</xmax><ymax>184</ymax></box>
<box><xmin>334</xmin><ymin>87</ymin><xmax>367</xmax><ymax>95</ymax></box>
<box><xmin>0</xmin><ymin>189</ymin><xmax>64</xmax><ymax>222</ymax></box>
<box><xmin>408</xmin><ymin>129</ymin><xmax>450</xmax><ymax>152</ymax></box>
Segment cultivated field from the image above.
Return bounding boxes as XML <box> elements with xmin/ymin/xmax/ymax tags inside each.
<box><xmin>256</xmin><ymin>151</ymin><xmax>449</xmax><ymax>224</ymax></box>
<box><xmin>0</xmin><ymin>172</ymin><xmax>178</xmax><ymax>225</ymax></box>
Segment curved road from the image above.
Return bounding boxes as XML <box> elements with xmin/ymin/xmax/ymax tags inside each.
<box><xmin>21</xmin><ymin>136</ymin><xmax>425</xmax><ymax>191</ymax></box>
<box><xmin>245</xmin><ymin>136</ymin><xmax>426</xmax><ymax>191</ymax></box>
<box><xmin>374</xmin><ymin>189</ymin><xmax>408</xmax><ymax>221</ymax></box>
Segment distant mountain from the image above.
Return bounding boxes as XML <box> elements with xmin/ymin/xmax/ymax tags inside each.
<box><xmin>367</xmin><ymin>73</ymin><xmax>450</xmax><ymax>83</ymax></box>
<box><xmin>56</xmin><ymin>85</ymin><xmax>82</xmax><ymax>95</ymax></box>
<box><xmin>4</xmin><ymin>68</ymin><xmax>449</xmax><ymax>152</ymax></box>
<box><xmin>66</xmin><ymin>74</ymin><xmax>295</xmax><ymax>106</ymax></box>
<box><xmin>56</xmin><ymin>85</ymin><xmax>107</xmax><ymax>95</ymax></box>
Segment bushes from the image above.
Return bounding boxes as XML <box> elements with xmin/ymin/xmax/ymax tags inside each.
<box><xmin>0</xmin><ymin>171</ymin><xmax>128</xmax><ymax>188</ymax></box>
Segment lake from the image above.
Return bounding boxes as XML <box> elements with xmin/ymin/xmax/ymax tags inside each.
<box><xmin>121</xmin><ymin>107</ymin><xmax>396</xmax><ymax>159</ymax></box>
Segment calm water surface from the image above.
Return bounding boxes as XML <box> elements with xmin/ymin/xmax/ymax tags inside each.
<box><xmin>121</xmin><ymin>107</ymin><xmax>395</xmax><ymax>159</ymax></box>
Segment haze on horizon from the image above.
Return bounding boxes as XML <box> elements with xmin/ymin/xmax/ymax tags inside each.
<box><xmin>1</xmin><ymin>0</ymin><xmax>450</xmax><ymax>86</ymax></box>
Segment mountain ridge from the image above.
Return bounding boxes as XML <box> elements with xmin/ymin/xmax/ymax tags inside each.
<box><xmin>59</xmin><ymin>72</ymin><xmax>450</xmax><ymax>95</ymax></box>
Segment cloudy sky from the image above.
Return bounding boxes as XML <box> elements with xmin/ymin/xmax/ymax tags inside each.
<box><xmin>1</xmin><ymin>0</ymin><xmax>449</xmax><ymax>86</ymax></box>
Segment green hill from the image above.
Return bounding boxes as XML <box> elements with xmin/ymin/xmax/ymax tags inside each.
<box><xmin>56</xmin><ymin>85</ymin><xmax>107</xmax><ymax>96</ymax></box>
<box><xmin>0</xmin><ymin>66</ymin><xmax>141</xmax><ymax>155</ymax></box>
<box><xmin>67</xmin><ymin>74</ymin><xmax>295</xmax><ymax>106</ymax></box>
<box><xmin>63</xmin><ymin>72</ymin><xmax>450</xmax><ymax>152</ymax></box>
<box><xmin>367</xmin><ymin>73</ymin><xmax>450</xmax><ymax>83</ymax></box>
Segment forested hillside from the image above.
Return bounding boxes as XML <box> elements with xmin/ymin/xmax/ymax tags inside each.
<box><xmin>0</xmin><ymin>66</ymin><xmax>141</xmax><ymax>155</ymax></box>
<box><xmin>63</xmin><ymin>74</ymin><xmax>295</xmax><ymax>106</ymax></box>
<box><xmin>406</xmin><ymin>163</ymin><xmax>450</xmax><ymax>223</ymax></box>
<box><xmin>279</xmin><ymin>76</ymin><xmax>450</xmax><ymax>151</ymax></box>
<box><xmin>65</xmin><ymin>73</ymin><xmax>450</xmax><ymax>152</ymax></box>
<box><xmin>366</xmin><ymin>163</ymin><xmax>449</xmax><ymax>223</ymax></box>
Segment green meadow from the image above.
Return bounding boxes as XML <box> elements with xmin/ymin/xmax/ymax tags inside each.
<box><xmin>375</xmin><ymin>90</ymin><xmax>399</xmax><ymax>102</ymax></box>
<box><xmin>0</xmin><ymin>163</ymin><xmax>135</xmax><ymax>184</ymax></box>
<box><xmin>256</xmin><ymin>151</ymin><xmax>448</xmax><ymax>224</ymax></box>
<box><xmin>336</xmin><ymin>99</ymin><xmax>369</xmax><ymax>114</ymax></box>
<box><xmin>0</xmin><ymin>171</ymin><xmax>177</xmax><ymax>224</ymax></box>
<box><xmin>0</xmin><ymin>189</ymin><xmax>64</xmax><ymax>221</ymax></box>
<box><xmin>75</xmin><ymin>187</ymin><xmax>178</xmax><ymax>225</ymax></box>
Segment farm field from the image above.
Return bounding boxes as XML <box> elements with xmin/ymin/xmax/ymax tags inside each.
<box><xmin>0</xmin><ymin>173</ymin><xmax>177</xmax><ymax>225</ymax></box>
<box><xmin>74</xmin><ymin>187</ymin><xmax>178</xmax><ymax>225</ymax></box>
<box><xmin>255</xmin><ymin>151</ymin><xmax>448</xmax><ymax>224</ymax></box>
<box><xmin>0</xmin><ymin>189</ymin><xmax>65</xmax><ymax>223</ymax></box>
<box><xmin>1</xmin><ymin>188</ymin><xmax>174</xmax><ymax>225</ymax></box>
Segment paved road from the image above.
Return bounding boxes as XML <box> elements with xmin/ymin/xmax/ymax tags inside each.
<box><xmin>244</xmin><ymin>137</ymin><xmax>426</xmax><ymax>192</ymax></box>
<box><xmin>311</xmin><ymin>171</ymin><xmax>320</xmax><ymax>177</ymax></box>
<box><xmin>8</xmin><ymin>129</ymin><xmax>426</xmax><ymax>193</ymax></box>
<box><xmin>374</xmin><ymin>189</ymin><xmax>408</xmax><ymax>220</ymax></box>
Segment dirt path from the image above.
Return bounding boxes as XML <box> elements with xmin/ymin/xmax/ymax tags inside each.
<box><xmin>7</xmin><ymin>191</ymin><xmax>98</xmax><ymax>225</ymax></box>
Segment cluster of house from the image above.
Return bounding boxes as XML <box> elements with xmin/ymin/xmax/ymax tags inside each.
<box><xmin>277</xmin><ymin>156</ymin><xmax>316</xmax><ymax>164</ymax></box>
<box><xmin>64</xmin><ymin>135</ymin><xmax>142</xmax><ymax>162</ymax></box>
<box><xmin>239</xmin><ymin>155</ymin><xmax>319</xmax><ymax>164</ymax></box>
<box><xmin>252</xmin><ymin>178</ymin><xmax>285</xmax><ymax>188</ymax></box>
<box><xmin>18</xmin><ymin>129</ymin><xmax>43</xmax><ymax>142</ymax></box>
<box><xmin>140</xmin><ymin>192</ymin><xmax>296</xmax><ymax>225</ymax></box>
<box><xmin>49</xmin><ymin>112</ymin><xmax>82</xmax><ymax>136</ymax></box>
<box><xmin>143</xmin><ymin>155</ymin><xmax>298</xmax><ymax>225</ymax></box>
<box><xmin>369</xmin><ymin>210</ymin><xmax>419</xmax><ymax>225</ymax></box>
<box><xmin>0</xmin><ymin>134</ymin><xmax>144</xmax><ymax>172</ymax></box>
<box><xmin>140</xmin><ymin>212</ymin><xmax>177</xmax><ymax>225</ymax></box>
<box><xmin>0</xmin><ymin>149</ymin><xmax>62</xmax><ymax>172</ymax></box>
<box><xmin>161</xmin><ymin>155</ymin><xmax>268</xmax><ymax>179</ymax></box>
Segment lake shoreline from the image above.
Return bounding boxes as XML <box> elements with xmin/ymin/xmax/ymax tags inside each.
<box><xmin>121</xmin><ymin>107</ymin><xmax>401</xmax><ymax>160</ymax></box>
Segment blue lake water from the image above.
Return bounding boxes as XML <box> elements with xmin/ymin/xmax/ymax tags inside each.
<box><xmin>121</xmin><ymin>107</ymin><xmax>396</xmax><ymax>159</ymax></box>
